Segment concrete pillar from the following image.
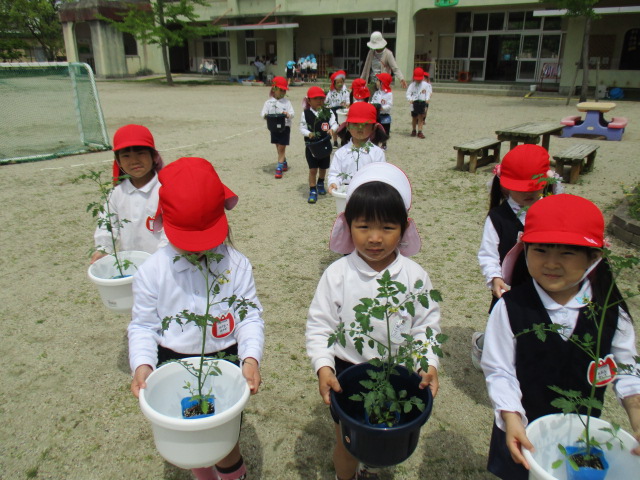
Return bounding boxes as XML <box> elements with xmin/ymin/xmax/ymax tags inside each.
<box><xmin>395</xmin><ymin>1</ymin><xmax>416</xmax><ymax>84</ymax></box>
<box><xmin>89</xmin><ymin>21</ymin><xmax>126</xmax><ymax>77</ymax></box>
<box><xmin>228</xmin><ymin>31</ymin><xmax>241</xmax><ymax>76</ymax></box>
<box><xmin>61</xmin><ymin>22</ymin><xmax>79</xmax><ymax>63</ymax></box>
<box><xmin>277</xmin><ymin>27</ymin><xmax>294</xmax><ymax>75</ymax></box>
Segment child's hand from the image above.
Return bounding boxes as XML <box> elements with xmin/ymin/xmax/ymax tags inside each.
<box><xmin>308</xmin><ymin>132</ymin><xmax>315</xmax><ymax>139</ymax></box>
<box><xmin>318</xmin><ymin>366</ymin><xmax>342</xmax><ymax>405</ymax></box>
<box><xmin>328</xmin><ymin>129</ymin><xmax>334</xmax><ymax>137</ymax></box>
<box><xmin>502</xmin><ymin>411</ymin><xmax>534</xmax><ymax>469</ymax></box>
<box><xmin>242</xmin><ymin>357</ymin><xmax>261</xmax><ymax>395</ymax></box>
<box><xmin>90</xmin><ymin>251</ymin><xmax>108</xmax><ymax>264</ymax></box>
<box><xmin>284</xmin><ymin>112</ymin><xmax>290</xmax><ymax>118</ymax></box>
<box><xmin>491</xmin><ymin>277</ymin><xmax>510</xmax><ymax>298</ymax></box>
<box><xmin>328</xmin><ymin>183</ymin><xmax>338</xmax><ymax>194</ymax></box>
<box><xmin>131</xmin><ymin>364</ymin><xmax>153</xmax><ymax>398</ymax></box>
<box><xmin>622</xmin><ymin>394</ymin><xmax>640</xmax><ymax>455</ymax></box>
<box><xmin>418</xmin><ymin>365</ymin><xmax>439</xmax><ymax>398</ymax></box>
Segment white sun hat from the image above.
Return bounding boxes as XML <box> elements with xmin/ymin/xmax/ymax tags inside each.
<box><xmin>329</xmin><ymin>162</ymin><xmax>422</xmax><ymax>256</ymax></box>
<box><xmin>367</xmin><ymin>31</ymin><xmax>387</xmax><ymax>50</ymax></box>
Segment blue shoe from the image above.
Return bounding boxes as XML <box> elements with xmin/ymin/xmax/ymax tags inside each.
<box><xmin>308</xmin><ymin>189</ymin><xmax>318</xmax><ymax>204</ymax></box>
<box><xmin>316</xmin><ymin>180</ymin><xmax>326</xmax><ymax>195</ymax></box>
<box><xmin>275</xmin><ymin>163</ymin><xmax>283</xmax><ymax>179</ymax></box>
<box><xmin>282</xmin><ymin>160</ymin><xmax>288</xmax><ymax>171</ymax></box>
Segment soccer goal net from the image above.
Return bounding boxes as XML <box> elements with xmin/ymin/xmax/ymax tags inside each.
<box><xmin>0</xmin><ymin>62</ymin><xmax>111</xmax><ymax>164</ymax></box>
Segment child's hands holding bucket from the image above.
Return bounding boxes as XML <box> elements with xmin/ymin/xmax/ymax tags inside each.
<box><xmin>318</xmin><ymin>366</ymin><xmax>342</xmax><ymax>405</ymax></box>
<box><xmin>131</xmin><ymin>364</ymin><xmax>153</xmax><ymax>398</ymax></box>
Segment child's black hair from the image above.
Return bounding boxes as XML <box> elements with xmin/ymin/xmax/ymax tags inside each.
<box><xmin>488</xmin><ymin>176</ymin><xmax>555</xmax><ymax>212</ymax></box>
<box><xmin>336</xmin><ymin>123</ymin><xmax>389</xmax><ymax>146</ymax></box>
<box><xmin>344</xmin><ymin>181</ymin><xmax>408</xmax><ymax>236</ymax></box>
<box><xmin>115</xmin><ymin>145</ymin><xmax>154</xmax><ymax>161</ymax></box>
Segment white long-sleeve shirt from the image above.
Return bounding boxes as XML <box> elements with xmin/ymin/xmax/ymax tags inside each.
<box><xmin>371</xmin><ymin>90</ymin><xmax>393</xmax><ymax>116</ymax></box>
<box><xmin>128</xmin><ymin>244</ymin><xmax>264</xmax><ymax>373</ymax></box>
<box><xmin>261</xmin><ymin>97</ymin><xmax>295</xmax><ymax>127</ymax></box>
<box><xmin>482</xmin><ymin>280</ymin><xmax>640</xmax><ymax>431</ymax></box>
<box><xmin>406</xmin><ymin>80</ymin><xmax>432</xmax><ymax>106</ymax></box>
<box><xmin>299</xmin><ymin>108</ymin><xmax>338</xmax><ymax>137</ymax></box>
<box><xmin>325</xmin><ymin>87</ymin><xmax>349</xmax><ymax>109</ymax></box>
<box><xmin>477</xmin><ymin>197</ymin><xmax>526</xmax><ymax>287</ymax></box>
<box><xmin>93</xmin><ymin>174</ymin><xmax>167</xmax><ymax>255</ymax></box>
<box><xmin>327</xmin><ymin>140</ymin><xmax>386</xmax><ymax>188</ymax></box>
<box><xmin>306</xmin><ymin>251</ymin><xmax>442</xmax><ymax>374</ymax></box>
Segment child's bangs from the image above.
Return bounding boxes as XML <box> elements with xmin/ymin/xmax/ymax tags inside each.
<box><xmin>345</xmin><ymin>182</ymin><xmax>407</xmax><ymax>230</ymax></box>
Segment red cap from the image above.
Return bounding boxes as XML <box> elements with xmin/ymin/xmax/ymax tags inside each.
<box><xmin>347</xmin><ymin>102</ymin><xmax>377</xmax><ymax>123</ymax></box>
<box><xmin>351</xmin><ymin>78</ymin><xmax>366</xmax><ymax>90</ymax></box>
<box><xmin>499</xmin><ymin>144</ymin><xmax>550</xmax><ymax>192</ymax></box>
<box><xmin>272</xmin><ymin>76</ymin><xmax>288</xmax><ymax>91</ymax></box>
<box><xmin>157</xmin><ymin>157</ymin><xmax>235</xmax><ymax>252</ymax></box>
<box><xmin>353</xmin><ymin>86</ymin><xmax>371</xmax><ymax>100</ymax></box>
<box><xmin>375</xmin><ymin>73</ymin><xmax>392</xmax><ymax>92</ymax></box>
<box><xmin>113</xmin><ymin>124</ymin><xmax>155</xmax><ymax>151</ymax></box>
<box><xmin>307</xmin><ymin>86</ymin><xmax>326</xmax><ymax>98</ymax></box>
<box><xmin>521</xmin><ymin>194</ymin><xmax>604</xmax><ymax>248</ymax></box>
<box><xmin>413</xmin><ymin>68</ymin><xmax>425</xmax><ymax>81</ymax></box>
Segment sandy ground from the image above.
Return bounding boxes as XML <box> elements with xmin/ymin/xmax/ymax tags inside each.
<box><xmin>0</xmin><ymin>79</ymin><xmax>639</xmax><ymax>480</ymax></box>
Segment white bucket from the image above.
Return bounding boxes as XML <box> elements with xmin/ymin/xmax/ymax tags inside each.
<box><xmin>337</xmin><ymin>108</ymin><xmax>349</xmax><ymax>125</ymax></box>
<box><xmin>529</xmin><ymin>84</ymin><xmax>537</xmax><ymax>92</ymax></box>
<box><xmin>87</xmin><ymin>251</ymin><xmax>151</xmax><ymax>313</ymax></box>
<box><xmin>524</xmin><ymin>413</ymin><xmax>640</xmax><ymax>479</ymax></box>
<box><xmin>331</xmin><ymin>189</ymin><xmax>348</xmax><ymax>214</ymax></box>
<box><xmin>139</xmin><ymin>358</ymin><xmax>250</xmax><ymax>469</ymax></box>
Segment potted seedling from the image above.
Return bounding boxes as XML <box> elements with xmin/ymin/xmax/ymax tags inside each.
<box><xmin>77</xmin><ymin>169</ymin><xmax>151</xmax><ymax>313</ymax></box>
<box><xmin>521</xmin><ymin>250</ymin><xmax>640</xmax><ymax>479</ymax></box>
<box><xmin>306</xmin><ymin>105</ymin><xmax>333</xmax><ymax>158</ymax></box>
<box><xmin>138</xmin><ymin>250</ymin><xmax>257</xmax><ymax>469</ymax></box>
<box><xmin>329</xmin><ymin>270</ymin><xmax>446</xmax><ymax>467</ymax></box>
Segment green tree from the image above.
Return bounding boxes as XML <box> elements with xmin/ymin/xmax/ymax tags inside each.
<box><xmin>0</xmin><ymin>0</ymin><xmax>65</xmax><ymax>61</ymax></box>
<box><xmin>103</xmin><ymin>0</ymin><xmax>220</xmax><ymax>86</ymax></box>
<box><xmin>546</xmin><ymin>0</ymin><xmax>599</xmax><ymax>102</ymax></box>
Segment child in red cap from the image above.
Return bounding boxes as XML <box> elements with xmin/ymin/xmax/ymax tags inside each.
<box><xmin>328</xmin><ymin>103</ymin><xmax>386</xmax><ymax>195</ymax></box>
<box><xmin>371</xmin><ymin>72</ymin><xmax>393</xmax><ymax>149</ymax></box>
<box><xmin>91</xmin><ymin>124</ymin><xmax>166</xmax><ymax>264</ymax></box>
<box><xmin>481</xmin><ymin>194</ymin><xmax>640</xmax><ymax>479</ymax></box>
<box><xmin>349</xmin><ymin>78</ymin><xmax>370</xmax><ymax>105</ymax></box>
<box><xmin>129</xmin><ymin>157</ymin><xmax>264</xmax><ymax>480</ymax></box>
<box><xmin>299</xmin><ymin>86</ymin><xmax>338</xmax><ymax>204</ymax></box>
<box><xmin>261</xmin><ymin>76</ymin><xmax>295</xmax><ymax>179</ymax></box>
<box><xmin>326</xmin><ymin>70</ymin><xmax>350</xmax><ymax>147</ymax></box>
<box><xmin>474</xmin><ymin>144</ymin><xmax>561</xmax><ymax>368</ymax></box>
<box><xmin>405</xmin><ymin>67</ymin><xmax>432</xmax><ymax>139</ymax></box>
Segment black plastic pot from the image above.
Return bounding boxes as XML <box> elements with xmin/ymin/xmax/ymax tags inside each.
<box><xmin>307</xmin><ymin>135</ymin><xmax>332</xmax><ymax>158</ymax></box>
<box><xmin>330</xmin><ymin>362</ymin><xmax>433</xmax><ymax>467</ymax></box>
<box><xmin>266</xmin><ymin>113</ymin><xmax>286</xmax><ymax>133</ymax></box>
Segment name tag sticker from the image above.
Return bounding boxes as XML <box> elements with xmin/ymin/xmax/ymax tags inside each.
<box><xmin>587</xmin><ymin>354</ymin><xmax>617</xmax><ymax>387</ymax></box>
<box><xmin>212</xmin><ymin>312</ymin><xmax>235</xmax><ymax>338</ymax></box>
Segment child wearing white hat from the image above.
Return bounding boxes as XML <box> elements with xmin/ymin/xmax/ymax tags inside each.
<box><xmin>306</xmin><ymin>162</ymin><xmax>442</xmax><ymax>480</ymax></box>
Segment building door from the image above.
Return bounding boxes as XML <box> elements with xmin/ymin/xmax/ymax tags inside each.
<box><xmin>486</xmin><ymin>34</ymin><xmax>519</xmax><ymax>81</ymax></box>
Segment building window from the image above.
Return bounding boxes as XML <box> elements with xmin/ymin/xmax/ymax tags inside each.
<box><xmin>123</xmin><ymin>33</ymin><xmax>137</xmax><ymax>56</ymax></box>
<box><xmin>620</xmin><ymin>28</ymin><xmax>640</xmax><ymax>70</ymax></box>
<box><xmin>203</xmin><ymin>32</ymin><xmax>230</xmax><ymax>73</ymax></box>
<box><xmin>455</xmin><ymin>12</ymin><xmax>472</xmax><ymax>33</ymax></box>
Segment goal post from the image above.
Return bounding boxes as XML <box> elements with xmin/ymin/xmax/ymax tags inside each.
<box><xmin>0</xmin><ymin>62</ymin><xmax>111</xmax><ymax>164</ymax></box>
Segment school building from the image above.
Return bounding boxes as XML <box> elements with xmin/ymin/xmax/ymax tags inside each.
<box><xmin>59</xmin><ymin>0</ymin><xmax>640</xmax><ymax>94</ymax></box>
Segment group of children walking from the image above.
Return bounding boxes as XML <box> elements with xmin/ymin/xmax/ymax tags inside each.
<box><xmin>260</xmin><ymin>68</ymin><xmax>433</xmax><ymax>203</ymax></box>
<box><xmin>91</xmin><ymin>95</ymin><xmax>639</xmax><ymax>480</ymax></box>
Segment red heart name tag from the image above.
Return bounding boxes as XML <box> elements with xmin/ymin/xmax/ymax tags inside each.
<box><xmin>212</xmin><ymin>312</ymin><xmax>235</xmax><ymax>339</ymax></box>
<box><xmin>587</xmin><ymin>354</ymin><xmax>617</xmax><ymax>387</ymax></box>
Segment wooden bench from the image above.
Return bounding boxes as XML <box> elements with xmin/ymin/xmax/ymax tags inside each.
<box><xmin>454</xmin><ymin>137</ymin><xmax>502</xmax><ymax>173</ymax></box>
<box><xmin>552</xmin><ymin>144</ymin><xmax>599</xmax><ymax>184</ymax></box>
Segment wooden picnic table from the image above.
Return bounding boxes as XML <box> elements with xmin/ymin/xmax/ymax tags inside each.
<box><xmin>495</xmin><ymin>122</ymin><xmax>564</xmax><ymax>151</ymax></box>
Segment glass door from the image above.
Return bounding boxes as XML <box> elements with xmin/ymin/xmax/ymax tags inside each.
<box><xmin>517</xmin><ymin>35</ymin><xmax>539</xmax><ymax>81</ymax></box>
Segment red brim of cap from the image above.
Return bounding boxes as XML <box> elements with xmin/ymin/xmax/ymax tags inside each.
<box><xmin>521</xmin><ymin>230</ymin><xmax>603</xmax><ymax>248</ymax></box>
<box><xmin>500</xmin><ymin>176</ymin><xmax>547</xmax><ymax>192</ymax></box>
<box><xmin>164</xmin><ymin>212</ymin><xmax>229</xmax><ymax>252</ymax></box>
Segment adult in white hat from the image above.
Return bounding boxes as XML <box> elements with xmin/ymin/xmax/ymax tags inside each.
<box><xmin>360</xmin><ymin>31</ymin><xmax>408</xmax><ymax>89</ymax></box>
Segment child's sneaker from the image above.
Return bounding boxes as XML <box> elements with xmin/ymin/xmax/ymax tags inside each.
<box><xmin>275</xmin><ymin>164</ymin><xmax>283</xmax><ymax>179</ymax></box>
<box><xmin>411</xmin><ymin>129</ymin><xmax>417</xmax><ymax>137</ymax></box>
<box><xmin>471</xmin><ymin>331</ymin><xmax>484</xmax><ymax>371</ymax></box>
<box><xmin>417</xmin><ymin>131</ymin><xmax>425</xmax><ymax>139</ymax></box>
<box><xmin>356</xmin><ymin>463</ymin><xmax>380</xmax><ymax>479</ymax></box>
<box><xmin>317</xmin><ymin>180</ymin><xmax>327</xmax><ymax>195</ymax></box>
<box><xmin>282</xmin><ymin>159</ymin><xmax>288</xmax><ymax>172</ymax></box>
<box><xmin>308</xmin><ymin>188</ymin><xmax>318</xmax><ymax>204</ymax></box>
